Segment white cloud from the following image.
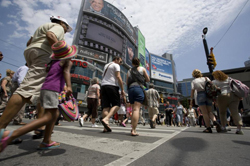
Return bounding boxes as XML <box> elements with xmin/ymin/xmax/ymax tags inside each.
<box><xmin>1</xmin><ymin>0</ymin><xmax>12</xmax><ymax>7</ymax></box>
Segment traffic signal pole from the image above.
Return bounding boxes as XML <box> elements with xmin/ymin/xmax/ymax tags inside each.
<box><xmin>202</xmin><ymin>35</ymin><xmax>214</xmax><ymax>74</ymax></box>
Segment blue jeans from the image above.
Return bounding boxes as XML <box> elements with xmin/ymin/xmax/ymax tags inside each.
<box><xmin>128</xmin><ymin>86</ymin><xmax>144</xmax><ymax>104</ymax></box>
<box><xmin>197</xmin><ymin>91</ymin><xmax>212</xmax><ymax>106</ymax></box>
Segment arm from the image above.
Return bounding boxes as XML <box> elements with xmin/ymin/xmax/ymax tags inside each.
<box><xmin>17</xmin><ymin>67</ymin><xmax>29</xmax><ymax>86</ymax></box>
<box><xmin>115</xmin><ymin>71</ymin><xmax>125</xmax><ymax>96</ymax></box>
<box><xmin>143</xmin><ymin>68</ymin><xmax>150</xmax><ymax>82</ymax></box>
<box><xmin>63</xmin><ymin>60</ymin><xmax>73</xmax><ymax>96</ymax></box>
<box><xmin>1</xmin><ymin>79</ymin><xmax>8</xmax><ymax>97</ymax></box>
<box><xmin>26</xmin><ymin>36</ymin><xmax>33</xmax><ymax>46</ymax></box>
<box><xmin>96</xmin><ymin>87</ymin><xmax>100</xmax><ymax>106</ymax></box>
<box><xmin>46</xmin><ymin>31</ymin><xmax>59</xmax><ymax>46</ymax></box>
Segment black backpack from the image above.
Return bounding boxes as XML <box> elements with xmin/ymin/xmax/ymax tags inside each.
<box><xmin>204</xmin><ymin>77</ymin><xmax>221</xmax><ymax>100</ymax></box>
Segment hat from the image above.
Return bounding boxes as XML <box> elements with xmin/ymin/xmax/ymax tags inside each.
<box><xmin>50</xmin><ymin>16</ymin><xmax>72</xmax><ymax>32</ymax></box>
<box><xmin>50</xmin><ymin>41</ymin><xmax>78</xmax><ymax>60</ymax></box>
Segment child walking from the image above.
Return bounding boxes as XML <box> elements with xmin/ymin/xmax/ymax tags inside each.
<box><xmin>0</xmin><ymin>41</ymin><xmax>77</xmax><ymax>152</ymax></box>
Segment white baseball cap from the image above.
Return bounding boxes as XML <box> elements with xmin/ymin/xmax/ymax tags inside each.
<box><xmin>50</xmin><ymin>15</ymin><xmax>72</xmax><ymax>32</ymax></box>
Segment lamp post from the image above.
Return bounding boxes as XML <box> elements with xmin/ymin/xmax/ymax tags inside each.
<box><xmin>202</xmin><ymin>27</ymin><xmax>214</xmax><ymax>74</ymax></box>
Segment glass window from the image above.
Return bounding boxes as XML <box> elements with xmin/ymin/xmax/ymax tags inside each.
<box><xmin>72</xmin><ymin>83</ymin><xmax>89</xmax><ymax>93</ymax></box>
<box><xmin>72</xmin><ymin>66</ymin><xmax>94</xmax><ymax>78</ymax></box>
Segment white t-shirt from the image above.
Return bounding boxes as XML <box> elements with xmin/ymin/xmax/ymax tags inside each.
<box><xmin>191</xmin><ymin>77</ymin><xmax>210</xmax><ymax>92</ymax></box>
<box><xmin>188</xmin><ymin>108</ymin><xmax>195</xmax><ymax>118</ymax></box>
<box><xmin>101</xmin><ymin>62</ymin><xmax>120</xmax><ymax>87</ymax></box>
<box><xmin>212</xmin><ymin>78</ymin><xmax>230</xmax><ymax>95</ymax></box>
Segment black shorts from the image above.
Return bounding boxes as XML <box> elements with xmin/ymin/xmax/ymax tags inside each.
<box><xmin>101</xmin><ymin>85</ymin><xmax>120</xmax><ymax>108</ymax></box>
<box><xmin>87</xmin><ymin>98</ymin><xmax>98</xmax><ymax>118</ymax></box>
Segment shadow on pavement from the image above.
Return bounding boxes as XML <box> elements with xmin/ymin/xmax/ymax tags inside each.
<box><xmin>232</xmin><ymin>140</ymin><xmax>250</xmax><ymax>146</ymax></box>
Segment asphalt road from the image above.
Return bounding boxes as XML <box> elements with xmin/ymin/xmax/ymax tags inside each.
<box><xmin>0</xmin><ymin>119</ymin><xmax>250</xmax><ymax>166</ymax></box>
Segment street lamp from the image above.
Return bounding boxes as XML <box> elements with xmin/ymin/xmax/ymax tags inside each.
<box><xmin>202</xmin><ymin>27</ymin><xmax>214</xmax><ymax>76</ymax></box>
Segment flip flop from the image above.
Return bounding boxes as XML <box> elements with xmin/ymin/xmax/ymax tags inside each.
<box><xmin>10</xmin><ymin>138</ymin><xmax>22</xmax><ymax>145</ymax></box>
<box><xmin>0</xmin><ymin>129</ymin><xmax>13</xmax><ymax>153</ymax></box>
<box><xmin>101</xmin><ymin>120</ymin><xmax>112</xmax><ymax>132</ymax></box>
<box><xmin>32</xmin><ymin>129</ymin><xmax>44</xmax><ymax>139</ymax></box>
<box><xmin>37</xmin><ymin>141</ymin><xmax>60</xmax><ymax>150</ymax></box>
<box><xmin>131</xmin><ymin>129</ymin><xmax>139</xmax><ymax>136</ymax></box>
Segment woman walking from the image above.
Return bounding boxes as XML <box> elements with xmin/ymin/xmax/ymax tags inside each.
<box><xmin>126</xmin><ymin>58</ymin><xmax>150</xmax><ymax>136</ymax></box>
<box><xmin>212</xmin><ymin>70</ymin><xmax>243</xmax><ymax>134</ymax></box>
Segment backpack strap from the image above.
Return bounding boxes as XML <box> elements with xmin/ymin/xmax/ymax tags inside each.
<box><xmin>103</xmin><ymin>63</ymin><xmax>113</xmax><ymax>79</ymax></box>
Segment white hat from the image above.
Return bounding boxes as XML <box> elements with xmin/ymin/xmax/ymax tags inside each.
<box><xmin>50</xmin><ymin>16</ymin><xmax>72</xmax><ymax>32</ymax></box>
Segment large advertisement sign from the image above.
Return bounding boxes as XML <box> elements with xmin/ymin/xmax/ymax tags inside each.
<box><xmin>77</xmin><ymin>46</ymin><xmax>108</xmax><ymax>63</ymax></box>
<box><xmin>138</xmin><ymin>29</ymin><xmax>145</xmax><ymax>67</ymax></box>
<box><xmin>150</xmin><ymin>54</ymin><xmax>173</xmax><ymax>83</ymax></box>
<box><xmin>86</xmin><ymin>22</ymin><xmax>123</xmax><ymax>53</ymax></box>
<box><xmin>125</xmin><ymin>39</ymin><xmax>136</xmax><ymax>67</ymax></box>
<box><xmin>83</xmin><ymin>0</ymin><xmax>137</xmax><ymax>44</ymax></box>
<box><xmin>145</xmin><ymin>48</ymin><xmax>150</xmax><ymax>76</ymax></box>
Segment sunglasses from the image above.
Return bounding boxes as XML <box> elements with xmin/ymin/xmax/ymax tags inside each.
<box><xmin>119</xmin><ymin>61</ymin><xmax>123</xmax><ymax>65</ymax></box>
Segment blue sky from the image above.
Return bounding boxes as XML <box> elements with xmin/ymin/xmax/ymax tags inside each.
<box><xmin>0</xmin><ymin>0</ymin><xmax>249</xmax><ymax>81</ymax></box>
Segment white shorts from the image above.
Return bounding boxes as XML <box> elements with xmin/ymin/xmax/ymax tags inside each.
<box><xmin>117</xmin><ymin>105</ymin><xmax>126</xmax><ymax>114</ymax></box>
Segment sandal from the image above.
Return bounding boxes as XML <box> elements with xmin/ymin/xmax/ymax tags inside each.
<box><xmin>101</xmin><ymin>120</ymin><xmax>112</xmax><ymax>132</ymax></box>
<box><xmin>203</xmin><ymin>127</ymin><xmax>212</xmax><ymax>133</ymax></box>
<box><xmin>32</xmin><ymin>129</ymin><xmax>44</xmax><ymax>139</ymax></box>
<box><xmin>131</xmin><ymin>129</ymin><xmax>139</xmax><ymax>136</ymax></box>
<box><xmin>0</xmin><ymin>129</ymin><xmax>13</xmax><ymax>153</ymax></box>
<box><xmin>37</xmin><ymin>141</ymin><xmax>60</xmax><ymax>150</ymax></box>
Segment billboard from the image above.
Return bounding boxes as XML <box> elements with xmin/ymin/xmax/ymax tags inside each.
<box><xmin>77</xmin><ymin>46</ymin><xmax>108</xmax><ymax>63</ymax></box>
<box><xmin>150</xmin><ymin>54</ymin><xmax>173</xmax><ymax>83</ymax></box>
<box><xmin>83</xmin><ymin>0</ymin><xmax>137</xmax><ymax>44</ymax></box>
<box><xmin>125</xmin><ymin>39</ymin><xmax>136</xmax><ymax>67</ymax></box>
<box><xmin>145</xmin><ymin>48</ymin><xmax>150</xmax><ymax>76</ymax></box>
<box><xmin>137</xmin><ymin>29</ymin><xmax>146</xmax><ymax>67</ymax></box>
<box><xmin>86</xmin><ymin>22</ymin><xmax>123</xmax><ymax>53</ymax></box>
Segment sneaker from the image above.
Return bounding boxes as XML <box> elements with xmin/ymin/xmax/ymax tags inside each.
<box><xmin>226</xmin><ymin>127</ymin><xmax>231</xmax><ymax>131</ymax></box>
<box><xmin>91</xmin><ymin>124</ymin><xmax>98</xmax><ymax>128</ymax></box>
<box><xmin>235</xmin><ymin>130</ymin><xmax>243</xmax><ymax>135</ymax></box>
<box><xmin>79</xmin><ymin>118</ymin><xmax>84</xmax><ymax>127</ymax></box>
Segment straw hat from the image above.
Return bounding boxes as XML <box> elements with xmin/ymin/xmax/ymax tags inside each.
<box><xmin>50</xmin><ymin>41</ymin><xmax>78</xmax><ymax>60</ymax></box>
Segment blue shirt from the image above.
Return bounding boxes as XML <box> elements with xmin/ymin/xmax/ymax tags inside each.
<box><xmin>12</xmin><ymin>65</ymin><xmax>29</xmax><ymax>86</ymax></box>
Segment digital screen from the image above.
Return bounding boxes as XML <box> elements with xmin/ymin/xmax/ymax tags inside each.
<box><xmin>86</xmin><ymin>22</ymin><xmax>123</xmax><ymax>53</ymax></box>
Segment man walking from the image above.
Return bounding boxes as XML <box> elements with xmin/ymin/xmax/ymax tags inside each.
<box><xmin>11</xmin><ymin>64</ymin><xmax>29</xmax><ymax>125</ymax></box>
<box><xmin>165</xmin><ymin>101</ymin><xmax>173</xmax><ymax>126</ymax></box>
<box><xmin>0</xmin><ymin>16</ymin><xmax>72</xmax><ymax>132</ymax></box>
<box><xmin>145</xmin><ymin>83</ymin><xmax>160</xmax><ymax>128</ymax></box>
<box><xmin>100</xmin><ymin>56</ymin><xmax>125</xmax><ymax>132</ymax></box>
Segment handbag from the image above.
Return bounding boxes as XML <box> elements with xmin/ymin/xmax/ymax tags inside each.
<box><xmin>130</xmin><ymin>68</ymin><xmax>148</xmax><ymax>106</ymax></box>
<box><xmin>204</xmin><ymin>77</ymin><xmax>221</xmax><ymax>101</ymax></box>
<box><xmin>58</xmin><ymin>91</ymin><xmax>79</xmax><ymax>121</ymax></box>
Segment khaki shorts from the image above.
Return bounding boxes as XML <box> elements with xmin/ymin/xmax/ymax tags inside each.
<box><xmin>148</xmin><ymin>107</ymin><xmax>159</xmax><ymax>119</ymax></box>
<box><xmin>14</xmin><ymin>48</ymin><xmax>51</xmax><ymax>104</ymax></box>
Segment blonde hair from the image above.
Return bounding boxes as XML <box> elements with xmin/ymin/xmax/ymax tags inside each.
<box><xmin>212</xmin><ymin>70</ymin><xmax>228</xmax><ymax>81</ymax></box>
<box><xmin>6</xmin><ymin>69</ymin><xmax>13</xmax><ymax>76</ymax></box>
<box><xmin>192</xmin><ymin>69</ymin><xmax>202</xmax><ymax>78</ymax></box>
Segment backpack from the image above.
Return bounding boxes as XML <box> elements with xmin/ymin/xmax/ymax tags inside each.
<box><xmin>204</xmin><ymin>77</ymin><xmax>221</xmax><ymax>100</ymax></box>
<box><xmin>229</xmin><ymin>77</ymin><xmax>250</xmax><ymax>98</ymax></box>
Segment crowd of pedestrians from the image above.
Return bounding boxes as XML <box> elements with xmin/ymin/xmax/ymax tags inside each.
<box><xmin>0</xmin><ymin>14</ymin><xmax>246</xmax><ymax>154</ymax></box>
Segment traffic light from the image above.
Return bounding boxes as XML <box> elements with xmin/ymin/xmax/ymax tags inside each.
<box><xmin>207</xmin><ymin>47</ymin><xmax>217</xmax><ymax>69</ymax></box>
<box><xmin>160</xmin><ymin>98</ymin><xmax>164</xmax><ymax>103</ymax></box>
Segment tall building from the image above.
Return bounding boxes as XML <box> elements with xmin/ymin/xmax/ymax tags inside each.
<box><xmin>71</xmin><ymin>0</ymin><xmax>178</xmax><ymax>113</ymax></box>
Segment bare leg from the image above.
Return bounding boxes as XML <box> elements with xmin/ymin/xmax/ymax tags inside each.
<box><xmin>102</xmin><ymin>106</ymin><xmax>119</xmax><ymax>124</ymax></box>
<box><xmin>0</xmin><ymin>94</ymin><xmax>28</xmax><ymax>129</ymax></box>
<box><xmin>131</xmin><ymin>102</ymin><xmax>141</xmax><ymax>135</ymax></box>
<box><xmin>35</xmin><ymin>103</ymin><xmax>45</xmax><ymax>134</ymax></box>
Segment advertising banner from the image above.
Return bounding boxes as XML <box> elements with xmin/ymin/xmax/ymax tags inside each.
<box><xmin>83</xmin><ymin>0</ymin><xmax>137</xmax><ymax>44</ymax></box>
<box><xmin>145</xmin><ymin>48</ymin><xmax>150</xmax><ymax>76</ymax></box>
<box><xmin>150</xmin><ymin>54</ymin><xmax>173</xmax><ymax>83</ymax></box>
<box><xmin>137</xmin><ymin>29</ymin><xmax>145</xmax><ymax>67</ymax></box>
<box><xmin>125</xmin><ymin>39</ymin><xmax>136</xmax><ymax>67</ymax></box>
<box><xmin>77</xmin><ymin>46</ymin><xmax>108</xmax><ymax>63</ymax></box>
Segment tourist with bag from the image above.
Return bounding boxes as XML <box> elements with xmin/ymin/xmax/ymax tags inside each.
<box><xmin>190</xmin><ymin>69</ymin><xmax>220</xmax><ymax>133</ymax></box>
<box><xmin>126</xmin><ymin>57</ymin><xmax>150</xmax><ymax>136</ymax></box>
<box><xmin>0</xmin><ymin>41</ymin><xmax>76</xmax><ymax>152</ymax></box>
<box><xmin>212</xmin><ymin>70</ymin><xmax>244</xmax><ymax>134</ymax></box>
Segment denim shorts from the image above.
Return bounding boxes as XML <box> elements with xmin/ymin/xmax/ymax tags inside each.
<box><xmin>128</xmin><ymin>86</ymin><xmax>144</xmax><ymax>104</ymax></box>
<box><xmin>197</xmin><ymin>91</ymin><xmax>212</xmax><ymax>106</ymax></box>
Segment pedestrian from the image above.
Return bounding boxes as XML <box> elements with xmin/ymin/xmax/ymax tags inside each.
<box><xmin>164</xmin><ymin>101</ymin><xmax>173</xmax><ymax>127</ymax></box>
<box><xmin>126</xmin><ymin>57</ymin><xmax>150</xmax><ymax>136</ymax></box>
<box><xmin>80</xmin><ymin>77</ymin><xmax>101</xmax><ymax>128</ymax></box>
<box><xmin>0</xmin><ymin>40</ymin><xmax>76</xmax><ymax>152</ymax></box>
<box><xmin>0</xmin><ymin>51</ymin><xmax>3</xmax><ymax>61</ymax></box>
<box><xmin>212</xmin><ymin>70</ymin><xmax>244</xmax><ymax>134</ymax></box>
<box><xmin>11</xmin><ymin>64</ymin><xmax>29</xmax><ymax>125</ymax></box>
<box><xmin>187</xmin><ymin>105</ymin><xmax>197</xmax><ymax>127</ymax></box>
<box><xmin>197</xmin><ymin>107</ymin><xmax>204</xmax><ymax>127</ymax></box>
<box><xmin>0</xmin><ymin>69</ymin><xmax>15</xmax><ymax>112</ymax></box>
<box><xmin>100</xmin><ymin>56</ymin><xmax>125</xmax><ymax>133</ymax></box>
<box><xmin>139</xmin><ymin>107</ymin><xmax>146</xmax><ymax>126</ymax></box>
<box><xmin>145</xmin><ymin>83</ymin><xmax>160</xmax><ymax>128</ymax></box>
<box><xmin>190</xmin><ymin>69</ymin><xmax>220</xmax><ymax>133</ymax></box>
<box><xmin>122</xmin><ymin>102</ymin><xmax>132</xmax><ymax>125</ymax></box>
<box><xmin>0</xmin><ymin>15</ymin><xmax>72</xmax><ymax>138</ymax></box>
<box><xmin>117</xmin><ymin>91</ymin><xmax>127</xmax><ymax>127</ymax></box>
<box><xmin>174</xmin><ymin>101</ymin><xmax>184</xmax><ymax>127</ymax></box>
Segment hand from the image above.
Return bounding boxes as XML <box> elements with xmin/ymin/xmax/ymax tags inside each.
<box><xmin>121</xmin><ymin>90</ymin><xmax>125</xmax><ymax>96</ymax></box>
<box><xmin>66</xmin><ymin>87</ymin><xmax>73</xmax><ymax>96</ymax></box>
<box><xmin>4</xmin><ymin>92</ymin><xmax>8</xmax><ymax>98</ymax></box>
<box><xmin>98</xmin><ymin>100</ymin><xmax>101</xmax><ymax>106</ymax></box>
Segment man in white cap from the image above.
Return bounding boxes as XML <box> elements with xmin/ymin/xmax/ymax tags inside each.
<box><xmin>0</xmin><ymin>16</ymin><xmax>72</xmax><ymax>138</ymax></box>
